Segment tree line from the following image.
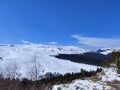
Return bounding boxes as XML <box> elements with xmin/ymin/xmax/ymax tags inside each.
<box><xmin>0</xmin><ymin>68</ymin><xmax>102</xmax><ymax>90</ymax></box>
<box><xmin>55</xmin><ymin>52</ymin><xmax>111</xmax><ymax>66</ymax></box>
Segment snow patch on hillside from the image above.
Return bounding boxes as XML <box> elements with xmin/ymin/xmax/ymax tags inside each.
<box><xmin>53</xmin><ymin>79</ymin><xmax>113</xmax><ymax>90</ymax></box>
<box><xmin>100</xmin><ymin>68</ymin><xmax>120</xmax><ymax>81</ymax></box>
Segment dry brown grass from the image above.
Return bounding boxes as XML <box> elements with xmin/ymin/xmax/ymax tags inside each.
<box><xmin>107</xmin><ymin>80</ymin><xmax>120</xmax><ymax>90</ymax></box>
<box><xmin>89</xmin><ymin>75</ymin><xmax>101</xmax><ymax>82</ymax></box>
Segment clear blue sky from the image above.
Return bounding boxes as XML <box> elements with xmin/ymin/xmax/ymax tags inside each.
<box><xmin>0</xmin><ymin>0</ymin><xmax>120</xmax><ymax>47</ymax></box>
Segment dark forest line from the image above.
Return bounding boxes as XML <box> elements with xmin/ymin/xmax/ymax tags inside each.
<box><xmin>0</xmin><ymin>68</ymin><xmax>102</xmax><ymax>90</ymax></box>
<box><xmin>55</xmin><ymin>52</ymin><xmax>111</xmax><ymax>66</ymax></box>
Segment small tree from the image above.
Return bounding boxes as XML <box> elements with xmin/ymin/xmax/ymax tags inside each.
<box><xmin>111</xmin><ymin>51</ymin><xmax>120</xmax><ymax>73</ymax></box>
<box><xmin>27</xmin><ymin>55</ymin><xmax>42</xmax><ymax>81</ymax></box>
<box><xmin>5</xmin><ymin>62</ymin><xmax>19</xmax><ymax>79</ymax></box>
<box><xmin>103</xmin><ymin>51</ymin><xmax>120</xmax><ymax>73</ymax></box>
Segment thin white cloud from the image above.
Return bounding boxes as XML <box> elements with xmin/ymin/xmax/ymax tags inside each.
<box><xmin>72</xmin><ymin>34</ymin><xmax>120</xmax><ymax>47</ymax></box>
<box><xmin>48</xmin><ymin>42</ymin><xmax>57</xmax><ymax>45</ymax></box>
<box><xmin>21</xmin><ymin>40</ymin><xmax>33</xmax><ymax>44</ymax></box>
<box><xmin>21</xmin><ymin>40</ymin><xmax>30</xmax><ymax>44</ymax></box>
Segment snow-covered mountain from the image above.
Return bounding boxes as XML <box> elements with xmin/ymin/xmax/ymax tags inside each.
<box><xmin>0</xmin><ymin>44</ymin><xmax>97</xmax><ymax>79</ymax></box>
<box><xmin>97</xmin><ymin>47</ymin><xmax>120</xmax><ymax>55</ymax></box>
<box><xmin>0</xmin><ymin>44</ymin><xmax>86</xmax><ymax>57</ymax></box>
<box><xmin>1</xmin><ymin>43</ymin><xmax>120</xmax><ymax>80</ymax></box>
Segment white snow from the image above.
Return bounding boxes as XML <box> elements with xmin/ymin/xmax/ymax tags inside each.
<box><xmin>52</xmin><ymin>79</ymin><xmax>113</xmax><ymax>90</ymax></box>
<box><xmin>98</xmin><ymin>47</ymin><xmax>120</xmax><ymax>55</ymax></box>
<box><xmin>100</xmin><ymin>68</ymin><xmax>120</xmax><ymax>81</ymax></box>
<box><xmin>52</xmin><ymin>67</ymin><xmax>120</xmax><ymax>90</ymax></box>
<box><xmin>0</xmin><ymin>44</ymin><xmax>96</xmax><ymax>79</ymax></box>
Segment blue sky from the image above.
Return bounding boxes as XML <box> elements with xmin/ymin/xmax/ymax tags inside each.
<box><xmin>0</xmin><ymin>0</ymin><xmax>120</xmax><ymax>48</ymax></box>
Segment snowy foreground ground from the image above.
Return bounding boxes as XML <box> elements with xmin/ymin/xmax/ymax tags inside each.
<box><xmin>53</xmin><ymin>68</ymin><xmax>120</xmax><ymax>90</ymax></box>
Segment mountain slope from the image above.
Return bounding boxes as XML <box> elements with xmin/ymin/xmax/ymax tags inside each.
<box><xmin>0</xmin><ymin>44</ymin><xmax>97</xmax><ymax>79</ymax></box>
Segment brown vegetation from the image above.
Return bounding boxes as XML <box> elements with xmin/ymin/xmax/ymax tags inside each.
<box><xmin>107</xmin><ymin>80</ymin><xmax>120</xmax><ymax>90</ymax></box>
<box><xmin>0</xmin><ymin>68</ymin><xmax>102</xmax><ymax>90</ymax></box>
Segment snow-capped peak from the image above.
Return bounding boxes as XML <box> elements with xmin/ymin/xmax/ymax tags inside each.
<box><xmin>97</xmin><ymin>47</ymin><xmax>120</xmax><ymax>55</ymax></box>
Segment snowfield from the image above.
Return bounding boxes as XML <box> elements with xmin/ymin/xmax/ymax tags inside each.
<box><xmin>0</xmin><ymin>44</ymin><xmax>97</xmax><ymax>79</ymax></box>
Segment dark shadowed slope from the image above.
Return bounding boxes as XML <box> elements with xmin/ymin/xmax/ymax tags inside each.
<box><xmin>55</xmin><ymin>52</ymin><xmax>111</xmax><ymax>66</ymax></box>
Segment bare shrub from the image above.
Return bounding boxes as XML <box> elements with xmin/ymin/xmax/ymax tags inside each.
<box><xmin>27</xmin><ymin>55</ymin><xmax>42</xmax><ymax>81</ymax></box>
<box><xmin>90</xmin><ymin>75</ymin><xmax>101</xmax><ymax>82</ymax></box>
<box><xmin>107</xmin><ymin>80</ymin><xmax>120</xmax><ymax>90</ymax></box>
<box><xmin>5</xmin><ymin>62</ymin><xmax>19</xmax><ymax>79</ymax></box>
